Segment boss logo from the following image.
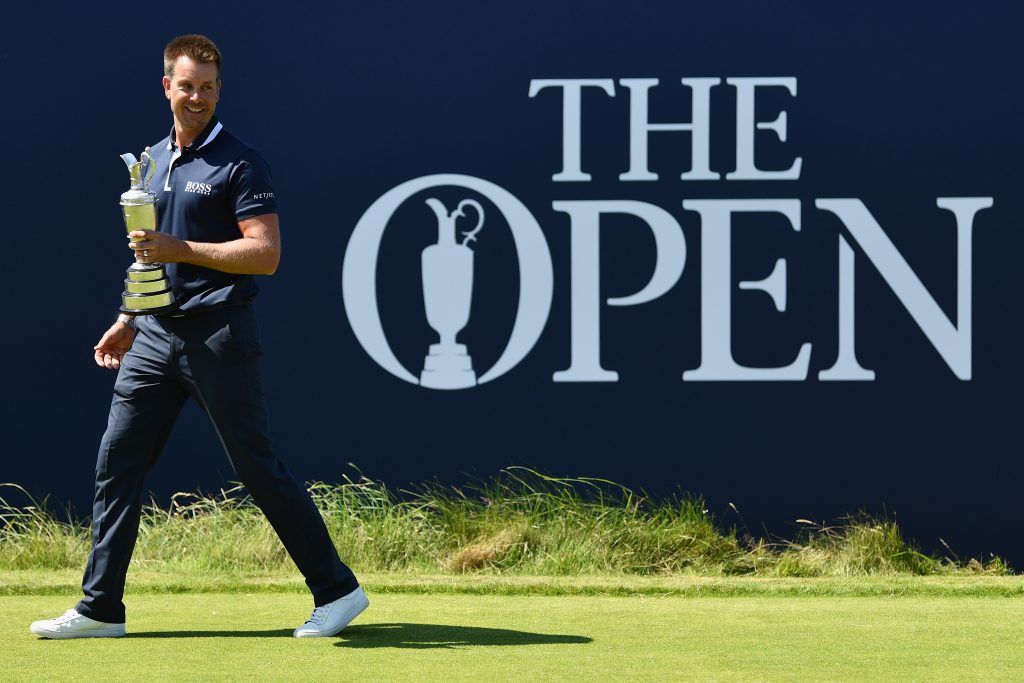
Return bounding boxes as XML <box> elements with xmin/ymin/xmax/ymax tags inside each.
<box><xmin>184</xmin><ymin>181</ymin><xmax>213</xmax><ymax>195</ymax></box>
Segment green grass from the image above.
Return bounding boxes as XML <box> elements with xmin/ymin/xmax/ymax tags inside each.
<box><xmin>4</xmin><ymin>591</ymin><xmax>1024</xmax><ymax>682</ymax></box>
<box><xmin>0</xmin><ymin>470</ymin><xmax>1010</xmax><ymax>577</ymax></box>
<box><xmin>5</xmin><ymin>470</ymin><xmax>1017</xmax><ymax>680</ymax></box>
<box><xmin>4</xmin><ymin>570</ymin><xmax>1024</xmax><ymax>598</ymax></box>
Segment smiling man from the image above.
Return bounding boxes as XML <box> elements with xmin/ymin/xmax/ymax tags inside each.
<box><xmin>29</xmin><ymin>35</ymin><xmax>368</xmax><ymax>639</ymax></box>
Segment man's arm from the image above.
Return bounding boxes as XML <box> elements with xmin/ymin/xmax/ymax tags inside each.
<box><xmin>127</xmin><ymin>212</ymin><xmax>281</xmax><ymax>275</ymax></box>
<box><xmin>94</xmin><ymin>213</ymin><xmax>281</xmax><ymax>370</ymax></box>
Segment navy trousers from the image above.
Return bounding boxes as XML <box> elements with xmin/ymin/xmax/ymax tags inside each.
<box><xmin>76</xmin><ymin>305</ymin><xmax>358</xmax><ymax>623</ymax></box>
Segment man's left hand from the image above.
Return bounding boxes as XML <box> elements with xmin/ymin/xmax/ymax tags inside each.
<box><xmin>129</xmin><ymin>230</ymin><xmax>186</xmax><ymax>264</ymax></box>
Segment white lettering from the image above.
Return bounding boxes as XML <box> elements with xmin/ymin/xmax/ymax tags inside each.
<box><xmin>184</xmin><ymin>181</ymin><xmax>213</xmax><ymax>195</ymax></box>
<box><xmin>619</xmin><ymin>78</ymin><xmax>721</xmax><ymax>182</ymax></box>
<box><xmin>551</xmin><ymin>200</ymin><xmax>687</xmax><ymax>382</ymax></box>
<box><xmin>682</xmin><ymin>199</ymin><xmax>811</xmax><ymax>381</ymax></box>
<box><xmin>528</xmin><ymin>79</ymin><xmax>616</xmax><ymax>182</ymax></box>
<box><xmin>726</xmin><ymin>77</ymin><xmax>802</xmax><ymax>181</ymax></box>
<box><xmin>815</xmin><ymin>197</ymin><xmax>992</xmax><ymax>380</ymax></box>
<box><xmin>818</xmin><ymin>235</ymin><xmax>875</xmax><ymax>381</ymax></box>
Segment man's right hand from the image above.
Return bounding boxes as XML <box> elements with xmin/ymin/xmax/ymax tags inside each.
<box><xmin>94</xmin><ymin>321</ymin><xmax>136</xmax><ymax>370</ymax></box>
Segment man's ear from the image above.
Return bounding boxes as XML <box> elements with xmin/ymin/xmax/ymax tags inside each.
<box><xmin>162</xmin><ymin>76</ymin><xmax>172</xmax><ymax>100</ymax></box>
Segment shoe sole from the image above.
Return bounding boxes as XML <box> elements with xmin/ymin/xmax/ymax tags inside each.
<box><xmin>294</xmin><ymin>591</ymin><xmax>370</xmax><ymax>638</ymax></box>
<box><xmin>30</xmin><ymin>626</ymin><xmax>126</xmax><ymax>639</ymax></box>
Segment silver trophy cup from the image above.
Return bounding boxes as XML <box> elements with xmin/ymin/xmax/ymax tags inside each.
<box><xmin>118</xmin><ymin>148</ymin><xmax>176</xmax><ymax>314</ymax></box>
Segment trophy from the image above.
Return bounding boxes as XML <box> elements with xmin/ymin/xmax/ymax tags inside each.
<box><xmin>420</xmin><ymin>198</ymin><xmax>484</xmax><ymax>389</ymax></box>
<box><xmin>118</xmin><ymin>148</ymin><xmax>176</xmax><ymax>314</ymax></box>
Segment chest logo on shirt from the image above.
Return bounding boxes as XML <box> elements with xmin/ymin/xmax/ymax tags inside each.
<box><xmin>184</xmin><ymin>181</ymin><xmax>214</xmax><ymax>195</ymax></box>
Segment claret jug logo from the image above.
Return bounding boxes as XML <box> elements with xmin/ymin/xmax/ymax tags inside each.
<box><xmin>342</xmin><ymin>175</ymin><xmax>553</xmax><ymax>389</ymax></box>
<box><xmin>343</xmin><ymin>77</ymin><xmax>994</xmax><ymax>390</ymax></box>
<box><xmin>419</xmin><ymin>198</ymin><xmax>484</xmax><ymax>389</ymax></box>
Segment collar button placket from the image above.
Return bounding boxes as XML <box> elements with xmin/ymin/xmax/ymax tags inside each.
<box><xmin>164</xmin><ymin>149</ymin><xmax>181</xmax><ymax>193</ymax></box>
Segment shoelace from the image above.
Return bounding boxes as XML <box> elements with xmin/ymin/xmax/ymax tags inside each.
<box><xmin>53</xmin><ymin>610</ymin><xmax>79</xmax><ymax>625</ymax></box>
<box><xmin>305</xmin><ymin>605</ymin><xmax>331</xmax><ymax>625</ymax></box>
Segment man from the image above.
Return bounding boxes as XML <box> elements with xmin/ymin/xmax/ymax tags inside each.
<box><xmin>30</xmin><ymin>35</ymin><xmax>367</xmax><ymax>639</ymax></box>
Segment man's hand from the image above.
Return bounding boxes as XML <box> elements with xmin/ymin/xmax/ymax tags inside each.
<box><xmin>129</xmin><ymin>230</ymin><xmax>187</xmax><ymax>264</ymax></box>
<box><xmin>94</xmin><ymin>322</ymin><xmax>136</xmax><ymax>370</ymax></box>
<box><xmin>127</xmin><ymin>214</ymin><xmax>280</xmax><ymax>275</ymax></box>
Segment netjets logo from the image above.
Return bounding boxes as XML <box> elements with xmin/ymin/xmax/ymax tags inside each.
<box><xmin>342</xmin><ymin>174</ymin><xmax>553</xmax><ymax>390</ymax></box>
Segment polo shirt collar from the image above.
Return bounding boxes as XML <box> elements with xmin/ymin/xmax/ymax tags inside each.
<box><xmin>166</xmin><ymin>116</ymin><xmax>224</xmax><ymax>152</ymax></box>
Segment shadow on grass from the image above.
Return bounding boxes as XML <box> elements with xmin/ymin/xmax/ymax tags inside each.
<box><xmin>126</xmin><ymin>623</ymin><xmax>593</xmax><ymax>648</ymax></box>
<box><xmin>129</xmin><ymin>629</ymin><xmax>293</xmax><ymax>638</ymax></box>
<box><xmin>336</xmin><ymin>623</ymin><xmax>593</xmax><ymax>649</ymax></box>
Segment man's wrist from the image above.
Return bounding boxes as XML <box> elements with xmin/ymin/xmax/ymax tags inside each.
<box><xmin>116</xmin><ymin>314</ymin><xmax>138</xmax><ymax>332</ymax></box>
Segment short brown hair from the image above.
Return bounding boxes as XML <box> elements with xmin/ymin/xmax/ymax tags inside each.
<box><xmin>163</xmin><ymin>34</ymin><xmax>222</xmax><ymax>79</ymax></box>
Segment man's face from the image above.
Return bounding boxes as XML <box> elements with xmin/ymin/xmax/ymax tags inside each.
<box><xmin>162</xmin><ymin>55</ymin><xmax>220</xmax><ymax>138</ymax></box>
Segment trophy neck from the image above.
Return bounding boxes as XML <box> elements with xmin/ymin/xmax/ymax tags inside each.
<box><xmin>121</xmin><ymin>187</ymin><xmax>157</xmax><ymax>207</ymax></box>
<box><xmin>122</xmin><ymin>147</ymin><xmax>155</xmax><ymax>193</ymax></box>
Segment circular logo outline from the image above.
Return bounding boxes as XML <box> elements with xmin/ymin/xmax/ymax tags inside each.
<box><xmin>342</xmin><ymin>174</ymin><xmax>554</xmax><ymax>387</ymax></box>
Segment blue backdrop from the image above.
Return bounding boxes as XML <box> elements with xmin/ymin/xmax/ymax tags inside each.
<box><xmin>2</xmin><ymin>2</ymin><xmax>1021</xmax><ymax>565</ymax></box>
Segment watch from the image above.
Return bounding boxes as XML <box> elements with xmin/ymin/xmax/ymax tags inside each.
<box><xmin>117</xmin><ymin>314</ymin><xmax>138</xmax><ymax>332</ymax></box>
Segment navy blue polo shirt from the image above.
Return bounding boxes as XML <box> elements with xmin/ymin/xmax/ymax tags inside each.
<box><xmin>147</xmin><ymin>116</ymin><xmax>278</xmax><ymax>312</ymax></box>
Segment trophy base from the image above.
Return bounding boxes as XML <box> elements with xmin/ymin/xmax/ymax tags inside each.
<box><xmin>127</xmin><ymin>262</ymin><xmax>165</xmax><ymax>280</ymax></box>
<box><xmin>119</xmin><ymin>262</ymin><xmax>177</xmax><ymax>315</ymax></box>
<box><xmin>120</xmin><ymin>302</ymin><xmax>179</xmax><ymax>315</ymax></box>
<box><xmin>420</xmin><ymin>343</ymin><xmax>476</xmax><ymax>389</ymax></box>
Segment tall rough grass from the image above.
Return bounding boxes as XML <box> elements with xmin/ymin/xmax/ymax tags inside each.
<box><xmin>0</xmin><ymin>470</ymin><xmax>1009</xmax><ymax>576</ymax></box>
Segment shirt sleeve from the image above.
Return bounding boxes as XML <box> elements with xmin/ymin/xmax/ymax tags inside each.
<box><xmin>230</xmin><ymin>150</ymin><xmax>279</xmax><ymax>220</ymax></box>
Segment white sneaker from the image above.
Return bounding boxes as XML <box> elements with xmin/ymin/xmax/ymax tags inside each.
<box><xmin>293</xmin><ymin>586</ymin><xmax>369</xmax><ymax>638</ymax></box>
<box><xmin>30</xmin><ymin>609</ymin><xmax>126</xmax><ymax>639</ymax></box>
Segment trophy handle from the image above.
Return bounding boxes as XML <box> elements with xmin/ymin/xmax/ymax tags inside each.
<box><xmin>140</xmin><ymin>147</ymin><xmax>156</xmax><ymax>186</ymax></box>
<box><xmin>455</xmin><ymin>199</ymin><xmax>484</xmax><ymax>246</ymax></box>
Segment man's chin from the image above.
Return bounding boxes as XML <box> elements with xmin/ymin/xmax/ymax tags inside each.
<box><xmin>176</xmin><ymin>113</ymin><xmax>212</xmax><ymax>131</ymax></box>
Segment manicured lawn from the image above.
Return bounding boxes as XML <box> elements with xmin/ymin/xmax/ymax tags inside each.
<box><xmin>4</xmin><ymin>587</ymin><xmax>1024</xmax><ymax>681</ymax></box>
